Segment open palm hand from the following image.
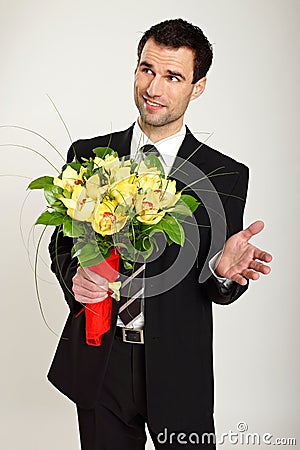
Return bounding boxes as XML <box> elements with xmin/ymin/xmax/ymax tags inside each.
<box><xmin>215</xmin><ymin>220</ymin><xmax>272</xmax><ymax>286</ymax></box>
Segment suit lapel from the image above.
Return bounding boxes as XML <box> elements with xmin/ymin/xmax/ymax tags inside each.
<box><xmin>111</xmin><ymin>125</ymin><xmax>134</xmax><ymax>157</ymax></box>
<box><xmin>172</xmin><ymin>126</ymin><xmax>207</xmax><ymax>172</ymax></box>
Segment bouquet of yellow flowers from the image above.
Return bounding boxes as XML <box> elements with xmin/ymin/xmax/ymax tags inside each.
<box><xmin>28</xmin><ymin>145</ymin><xmax>199</xmax><ymax>345</ymax></box>
<box><xmin>28</xmin><ymin>146</ymin><xmax>199</xmax><ymax>269</ymax></box>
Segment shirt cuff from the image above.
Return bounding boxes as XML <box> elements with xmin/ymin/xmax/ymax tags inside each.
<box><xmin>209</xmin><ymin>251</ymin><xmax>234</xmax><ymax>289</ymax></box>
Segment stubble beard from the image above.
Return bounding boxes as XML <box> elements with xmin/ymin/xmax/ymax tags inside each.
<box><xmin>136</xmin><ymin>98</ymin><xmax>184</xmax><ymax>130</ymax></box>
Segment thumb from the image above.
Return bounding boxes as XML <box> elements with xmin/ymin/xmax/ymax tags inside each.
<box><xmin>242</xmin><ymin>220</ymin><xmax>265</xmax><ymax>241</ymax></box>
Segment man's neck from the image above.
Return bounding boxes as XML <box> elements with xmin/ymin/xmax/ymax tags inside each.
<box><xmin>138</xmin><ymin>117</ymin><xmax>184</xmax><ymax>143</ymax></box>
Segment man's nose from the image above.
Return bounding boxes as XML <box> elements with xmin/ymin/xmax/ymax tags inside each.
<box><xmin>146</xmin><ymin>76</ymin><xmax>163</xmax><ymax>98</ymax></box>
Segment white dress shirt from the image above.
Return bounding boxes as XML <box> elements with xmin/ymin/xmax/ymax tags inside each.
<box><xmin>130</xmin><ymin>121</ymin><xmax>187</xmax><ymax>175</ymax></box>
<box><xmin>117</xmin><ymin>121</ymin><xmax>232</xmax><ymax>329</ymax></box>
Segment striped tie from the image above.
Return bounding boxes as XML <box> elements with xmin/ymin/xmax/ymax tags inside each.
<box><xmin>138</xmin><ymin>144</ymin><xmax>166</xmax><ymax>166</ymax></box>
<box><xmin>119</xmin><ymin>258</ymin><xmax>146</xmax><ymax>326</ymax></box>
<box><xmin>140</xmin><ymin>144</ymin><xmax>160</xmax><ymax>157</ymax></box>
<box><xmin>118</xmin><ymin>145</ymin><xmax>159</xmax><ymax>326</ymax></box>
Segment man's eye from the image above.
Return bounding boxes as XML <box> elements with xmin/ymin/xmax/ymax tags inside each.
<box><xmin>168</xmin><ymin>76</ymin><xmax>179</xmax><ymax>82</ymax></box>
<box><xmin>142</xmin><ymin>68</ymin><xmax>153</xmax><ymax>74</ymax></box>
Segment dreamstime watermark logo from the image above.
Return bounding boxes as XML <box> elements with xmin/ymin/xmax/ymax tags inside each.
<box><xmin>78</xmin><ymin>152</ymin><xmax>231</xmax><ymax>297</ymax></box>
<box><xmin>156</xmin><ymin>422</ymin><xmax>297</xmax><ymax>446</ymax></box>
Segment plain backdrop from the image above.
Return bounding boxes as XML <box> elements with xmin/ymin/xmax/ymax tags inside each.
<box><xmin>0</xmin><ymin>0</ymin><xmax>299</xmax><ymax>449</ymax></box>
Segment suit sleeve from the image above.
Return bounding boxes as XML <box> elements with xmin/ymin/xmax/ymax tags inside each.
<box><xmin>48</xmin><ymin>227</ymin><xmax>81</xmax><ymax>314</ymax></box>
<box><xmin>48</xmin><ymin>142</ymin><xmax>82</xmax><ymax>314</ymax></box>
<box><xmin>202</xmin><ymin>163</ymin><xmax>250</xmax><ymax>305</ymax></box>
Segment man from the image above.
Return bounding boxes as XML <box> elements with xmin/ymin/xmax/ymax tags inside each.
<box><xmin>48</xmin><ymin>19</ymin><xmax>272</xmax><ymax>449</ymax></box>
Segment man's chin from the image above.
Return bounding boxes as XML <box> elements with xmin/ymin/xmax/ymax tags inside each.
<box><xmin>139</xmin><ymin>114</ymin><xmax>168</xmax><ymax>129</ymax></box>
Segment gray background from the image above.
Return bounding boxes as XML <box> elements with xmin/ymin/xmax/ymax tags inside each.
<box><xmin>0</xmin><ymin>0</ymin><xmax>299</xmax><ymax>448</ymax></box>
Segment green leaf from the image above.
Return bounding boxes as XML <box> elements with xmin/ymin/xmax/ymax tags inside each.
<box><xmin>74</xmin><ymin>242</ymin><xmax>105</xmax><ymax>267</ymax></box>
<box><xmin>142</xmin><ymin>236</ymin><xmax>152</xmax><ymax>251</ymax></box>
<box><xmin>62</xmin><ymin>216</ymin><xmax>85</xmax><ymax>237</ymax></box>
<box><xmin>122</xmin><ymin>259</ymin><xmax>134</xmax><ymax>270</ymax></box>
<box><xmin>140</xmin><ymin>236</ymin><xmax>156</xmax><ymax>258</ymax></box>
<box><xmin>51</xmin><ymin>203</ymin><xmax>67</xmax><ymax>213</ymax></box>
<box><xmin>148</xmin><ymin>229</ymin><xmax>166</xmax><ymax>252</ymax></box>
<box><xmin>144</xmin><ymin>154</ymin><xmax>165</xmax><ymax>176</ymax></box>
<box><xmin>92</xmin><ymin>147</ymin><xmax>118</xmax><ymax>159</ymax></box>
<box><xmin>156</xmin><ymin>215</ymin><xmax>185</xmax><ymax>246</ymax></box>
<box><xmin>44</xmin><ymin>185</ymin><xmax>63</xmax><ymax>206</ymax></box>
<box><xmin>61</xmin><ymin>161</ymin><xmax>81</xmax><ymax>172</ymax></box>
<box><xmin>67</xmin><ymin>161</ymin><xmax>82</xmax><ymax>171</ymax></box>
<box><xmin>130</xmin><ymin>161</ymin><xmax>138</xmax><ymax>174</ymax></box>
<box><xmin>167</xmin><ymin>199</ymin><xmax>193</xmax><ymax>218</ymax></box>
<box><xmin>62</xmin><ymin>189</ymin><xmax>71</xmax><ymax>199</ymax></box>
<box><xmin>180</xmin><ymin>194</ymin><xmax>200</xmax><ymax>213</ymax></box>
<box><xmin>27</xmin><ymin>176</ymin><xmax>54</xmax><ymax>190</ymax></box>
<box><xmin>35</xmin><ymin>210</ymin><xmax>65</xmax><ymax>226</ymax></box>
<box><xmin>114</xmin><ymin>240</ymin><xmax>136</xmax><ymax>262</ymax></box>
<box><xmin>135</xmin><ymin>227</ymin><xmax>167</xmax><ymax>258</ymax></box>
<box><xmin>164</xmin><ymin>233</ymin><xmax>173</xmax><ymax>246</ymax></box>
<box><xmin>79</xmin><ymin>254</ymin><xmax>104</xmax><ymax>267</ymax></box>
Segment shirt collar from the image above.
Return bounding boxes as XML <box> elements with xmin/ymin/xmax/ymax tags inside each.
<box><xmin>130</xmin><ymin>120</ymin><xmax>186</xmax><ymax>159</ymax></box>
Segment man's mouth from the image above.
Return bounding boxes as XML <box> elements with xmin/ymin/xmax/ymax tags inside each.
<box><xmin>143</xmin><ymin>97</ymin><xmax>165</xmax><ymax>110</ymax></box>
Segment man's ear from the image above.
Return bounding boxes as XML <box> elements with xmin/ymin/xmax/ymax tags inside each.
<box><xmin>134</xmin><ymin>60</ymin><xmax>140</xmax><ymax>75</ymax></box>
<box><xmin>191</xmin><ymin>77</ymin><xmax>207</xmax><ymax>101</ymax></box>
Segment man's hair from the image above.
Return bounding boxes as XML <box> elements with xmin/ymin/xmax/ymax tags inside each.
<box><xmin>137</xmin><ymin>18</ymin><xmax>213</xmax><ymax>84</ymax></box>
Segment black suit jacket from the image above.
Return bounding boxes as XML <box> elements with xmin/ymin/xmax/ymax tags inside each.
<box><xmin>47</xmin><ymin>125</ymin><xmax>249</xmax><ymax>432</ymax></box>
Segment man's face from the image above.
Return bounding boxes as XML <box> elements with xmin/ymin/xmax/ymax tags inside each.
<box><xmin>134</xmin><ymin>38</ymin><xmax>206</xmax><ymax>139</ymax></box>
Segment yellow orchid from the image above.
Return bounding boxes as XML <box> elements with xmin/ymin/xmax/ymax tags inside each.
<box><xmin>137</xmin><ymin>173</ymin><xmax>162</xmax><ymax>193</ymax></box>
<box><xmin>93</xmin><ymin>154</ymin><xmax>120</xmax><ymax>171</ymax></box>
<box><xmin>103</xmin><ymin>154</ymin><xmax>120</xmax><ymax>171</ymax></box>
<box><xmin>60</xmin><ymin>185</ymin><xmax>95</xmax><ymax>222</ymax></box>
<box><xmin>154</xmin><ymin>178</ymin><xmax>181</xmax><ymax>209</ymax></box>
<box><xmin>54</xmin><ymin>166</ymin><xmax>87</xmax><ymax>193</ymax></box>
<box><xmin>110</xmin><ymin>164</ymin><xmax>132</xmax><ymax>183</ymax></box>
<box><xmin>92</xmin><ymin>199</ymin><xmax>127</xmax><ymax>236</ymax></box>
<box><xmin>86</xmin><ymin>174</ymin><xmax>108</xmax><ymax>200</ymax></box>
<box><xmin>93</xmin><ymin>156</ymin><xmax>104</xmax><ymax>170</ymax></box>
<box><xmin>137</xmin><ymin>161</ymin><xmax>161</xmax><ymax>176</ymax></box>
<box><xmin>135</xmin><ymin>192</ymin><xmax>166</xmax><ymax>225</ymax></box>
<box><xmin>110</xmin><ymin>176</ymin><xmax>138</xmax><ymax>206</ymax></box>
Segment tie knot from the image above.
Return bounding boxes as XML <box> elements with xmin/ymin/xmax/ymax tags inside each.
<box><xmin>139</xmin><ymin>144</ymin><xmax>160</xmax><ymax>157</ymax></box>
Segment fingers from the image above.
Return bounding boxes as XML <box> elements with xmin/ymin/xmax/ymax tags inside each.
<box><xmin>72</xmin><ymin>286</ymin><xmax>108</xmax><ymax>304</ymax></box>
<box><xmin>72</xmin><ymin>267</ymin><xmax>109</xmax><ymax>304</ymax></box>
<box><xmin>73</xmin><ymin>267</ymin><xmax>109</xmax><ymax>289</ymax></box>
<box><xmin>253</xmin><ymin>248</ymin><xmax>273</xmax><ymax>264</ymax></box>
<box><xmin>230</xmin><ymin>273</ymin><xmax>248</xmax><ymax>286</ymax></box>
<box><xmin>249</xmin><ymin>259</ymin><xmax>272</xmax><ymax>275</ymax></box>
<box><xmin>77</xmin><ymin>267</ymin><xmax>109</xmax><ymax>287</ymax></box>
<box><xmin>72</xmin><ymin>291</ymin><xmax>108</xmax><ymax>304</ymax></box>
<box><xmin>242</xmin><ymin>269</ymin><xmax>260</xmax><ymax>281</ymax></box>
<box><xmin>73</xmin><ymin>274</ymin><xmax>108</xmax><ymax>293</ymax></box>
<box><xmin>229</xmin><ymin>261</ymin><xmax>271</xmax><ymax>286</ymax></box>
<box><xmin>230</xmin><ymin>269</ymin><xmax>259</xmax><ymax>286</ymax></box>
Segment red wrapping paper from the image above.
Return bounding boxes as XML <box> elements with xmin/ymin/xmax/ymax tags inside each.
<box><xmin>76</xmin><ymin>248</ymin><xmax>120</xmax><ymax>346</ymax></box>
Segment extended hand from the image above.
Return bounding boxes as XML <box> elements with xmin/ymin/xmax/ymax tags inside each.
<box><xmin>215</xmin><ymin>220</ymin><xmax>272</xmax><ymax>286</ymax></box>
<box><xmin>72</xmin><ymin>267</ymin><xmax>109</xmax><ymax>304</ymax></box>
